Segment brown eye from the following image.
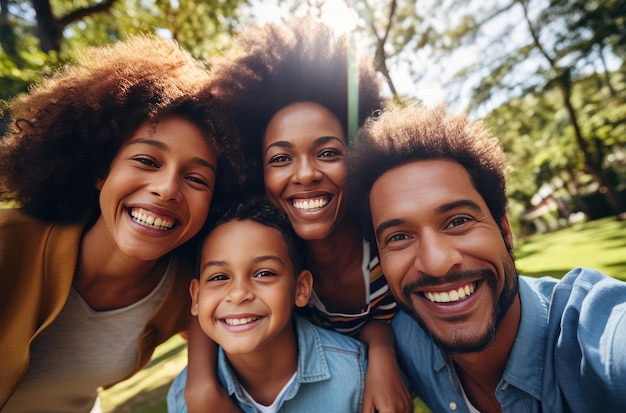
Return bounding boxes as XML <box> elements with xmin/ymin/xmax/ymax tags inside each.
<box><xmin>254</xmin><ymin>270</ymin><xmax>276</xmax><ymax>278</ymax></box>
<box><xmin>133</xmin><ymin>156</ymin><xmax>159</xmax><ymax>167</ymax></box>
<box><xmin>448</xmin><ymin>217</ymin><xmax>470</xmax><ymax>228</ymax></box>
<box><xmin>386</xmin><ymin>233</ymin><xmax>409</xmax><ymax>244</ymax></box>
<box><xmin>318</xmin><ymin>149</ymin><xmax>341</xmax><ymax>159</ymax></box>
<box><xmin>208</xmin><ymin>274</ymin><xmax>229</xmax><ymax>282</ymax></box>
<box><xmin>269</xmin><ymin>154</ymin><xmax>291</xmax><ymax>164</ymax></box>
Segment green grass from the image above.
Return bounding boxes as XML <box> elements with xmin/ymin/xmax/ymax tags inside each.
<box><xmin>100</xmin><ymin>216</ymin><xmax>626</xmax><ymax>412</ymax></box>
<box><xmin>100</xmin><ymin>335</ymin><xmax>188</xmax><ymax>413</ymax></box>
<box><xmin>514</xmin><ymin>216</ymin><xmax>626</xmax><ymax>281</ymax></box>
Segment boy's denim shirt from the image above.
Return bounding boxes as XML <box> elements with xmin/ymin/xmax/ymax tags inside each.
<box><xmin>168</xmin><ymin>314</ymin><xmax>367</xmax><ymax>412</ymax></box>
<box><xmin>392</xmin><ymin>268</ymin><xmax>626</xmax><ymax>412</ymax></box>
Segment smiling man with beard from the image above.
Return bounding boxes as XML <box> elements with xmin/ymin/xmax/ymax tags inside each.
<box><xmin>347</xmin><ymin>103</ymin><xmax>626</xmax><ymax>413</ymax></box>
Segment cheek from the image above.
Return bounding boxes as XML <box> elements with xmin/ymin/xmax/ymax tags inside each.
<box><xmin>263</xmin><ymin>169</ymin><xmax>284</xmax><ymax>197</ymax></box>
<box><xmin>263</xmin><ymin>175</ymin><xmax>287</xmax><ymax>210</ymax></box>
<box><xmin>380</xmin><ymin>253</ymin><xmax>407</xmax><ymax>295</ymax></box>
<box><xmin>198</xmin><ymin>293</ymin><xmax>218</xmax><ymax>317</ymax></box>
<box><xmin>329</xmin><ymin>164</ymin><xmax>347</xmax><ymax>188</ymax></box>
<box><xmin>187</xmin><ymin>205</ymin><xmax>210</xmax><ymax>238</ymax></box>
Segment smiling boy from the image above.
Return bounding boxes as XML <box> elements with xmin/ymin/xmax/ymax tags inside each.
<box><xmin>167</xmin><ymin>197</ymin><xmax>367</xmax><ymax>413</ymax></box>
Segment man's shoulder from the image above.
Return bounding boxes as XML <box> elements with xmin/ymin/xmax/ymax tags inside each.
<box><xmin>391</xmin><ymin>309</ymin><xmax>425</xmax><ymax>333</ymax></box>
<box><xmin>521</xmin><ymin>268</ymin><xmax>625</xmax><ymax>301</ymax></box>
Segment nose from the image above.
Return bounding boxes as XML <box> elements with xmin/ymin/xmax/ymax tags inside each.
<box><xmin>293</xmin><ymin>157</ymin><xmax>322</xmax><ymax>185</ymax></box>
<box><xmin>226</xmin><ymin>277</ymin><xmax>254</xmax><ymax>304</ymax></box>
<box><xmin>413</xmin><ymin>231</ymin><xmax>462</xmax><ymax>278</ymax></box>
<box><xmin>151</xmin><ymin>168</ymin><xmax>182</xmax><ymax>201</ymax></box>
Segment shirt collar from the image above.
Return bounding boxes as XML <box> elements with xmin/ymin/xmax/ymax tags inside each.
<box><xmin>219</xmin><ymin>315</ymin><xmax>331</xmax><ymax>399</ymax></box>
<box><xmin>500</xmin><ymin>276</ymin><xmax>549</xmax><ymax>400</ymax></box>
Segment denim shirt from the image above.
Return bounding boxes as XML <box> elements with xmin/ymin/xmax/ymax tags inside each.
<box><xmin>392</xmin><ymin>268</ymin><xmax>626</xmax><ymax>412</ymax></box>
<box><xmin>168</xmin><ymin>315</ymin><xmax>367</xmax><ymax>413</ymax></box>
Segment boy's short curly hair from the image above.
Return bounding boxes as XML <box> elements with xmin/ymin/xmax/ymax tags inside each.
<box><xmin>0</xmin><ymin>34</ymin><xmax>242</xmax><ymax>223</ymax></box>
<box><xmin>201</xmin><ymin>196</ymin><xmax>306</xmax><ymax>276</ymax></box>
<box><xmin>348</xmin><ymin>104</ymin><xmax>510</xmax><ymax>239</ymax></box>
<box><xmin>208</xmin><ymin>16</ymin><xmax>384</xmax><ymax>195</ymax></box>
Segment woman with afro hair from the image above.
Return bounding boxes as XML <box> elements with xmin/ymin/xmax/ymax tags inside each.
<box><xmin>180</xmin><ymin>17</ymin><xmax>412</xmax><ymax>413</ymax></box>
<box><xmin>0</xmin><ymin>35</ymin><xmax>241</xmax><ymax>412</ymax></box>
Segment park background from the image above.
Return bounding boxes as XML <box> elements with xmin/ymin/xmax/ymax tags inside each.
<box><xmin>1</xmin><ymin>0</ymin><xmax>625</xmax><ymax>411</ymax></box>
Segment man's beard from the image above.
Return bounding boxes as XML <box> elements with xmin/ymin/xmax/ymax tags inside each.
<box><xmin>399</xmin><ymin>256</ymin><xmax>518</xmax><ymax>354</ymax></box>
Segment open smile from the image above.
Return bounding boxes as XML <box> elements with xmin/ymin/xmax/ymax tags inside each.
<box><xmin>223</xmin><ymin>316</ymin><xmax>263</xmax><ymax>326</ymax></box>
<box><xmin>128</xmin><ymin>207</ymin><xmax>176</xmax><ymax>230</ymax></box>
<box><xmin>423</xmin><ymin>281</ymin><xmax>479</xmax><ymax>303</ymax></box>
<box><xmin>291</xmin><ymin>195</ymin><xmax>331</xmax><ymax>211</ymax></box>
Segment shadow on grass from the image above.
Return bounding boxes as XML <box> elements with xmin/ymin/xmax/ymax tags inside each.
<box><xmin>605</xmin><ymin>261</ymin><xmax>626</xmax><ymax>281</ymax></box>
<box><xmin>144</xmin><ymin>342</ymin><xmax>187</xmax><ymax>368</ymax></box>
<box><xmin>107</xmin><ymin>381</ymin><xmax>170</xmax><ymax>413</ymax></box>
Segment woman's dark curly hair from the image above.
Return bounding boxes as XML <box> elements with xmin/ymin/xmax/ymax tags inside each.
<box><xmin>0</xmin><ymin>34</ymin><xmax>243</xmax><ymax>223</ymax></box>
<box><xmin>208</xmin><ymin>16</ymin><xmax>384</xmax><ymax>196</ymax></box>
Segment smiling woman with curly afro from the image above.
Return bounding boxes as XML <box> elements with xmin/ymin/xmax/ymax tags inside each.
<box><xmin>208</xmin><ymin>16</ymin><xmax>383</xmax><ymax>195</ymax></box>
<box><xmin>0</xmin><ymin>35</ymin><xmax>242</xmax><ymax>223</ymax></box>
<box><xmin>0</xmin><ymin>35</ymin><xmax>242</xmax><ymax>412</ymax></box>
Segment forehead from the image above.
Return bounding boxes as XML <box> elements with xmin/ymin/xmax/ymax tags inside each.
<box><xmin>119</xmin><ymin>115</ymin><xmax>218</xmax><ymax>171</ymax></box>
<box><xmin>263</xmin><ymin>102</ymin><xmax>346</xmax><ymax>145</ymax></box>
<box><xmin>127</xmin><ymin>115</ymin><xmax>215</xmax><ymax>154</ymax></box>
<box><xmin>369</xmin><ymin>159</ymin><xmax>486</xmax><ymax>224</ymax></box>
<box><xmin>201</xmin><ymin>219</ymin><xmax>290</xmax><ymax>261</ymax></box>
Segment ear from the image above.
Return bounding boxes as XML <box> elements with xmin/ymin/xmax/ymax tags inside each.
<box><xmin>189</xmin><ymin>279</ymin><xmax>200</xmax><ymax>316</ymax></box>
<box><xmin>500</xmin><ymin>215</ymin><xmax>514</xmax><ymax>251</ymax></box>
<box><xmin>294</xmin><ymin>270</ymin><xmax>313</xmax><ymax>308</ymax></box>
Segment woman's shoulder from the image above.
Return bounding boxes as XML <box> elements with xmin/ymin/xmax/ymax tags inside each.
<box><xmin>0</xmin><ymin>207</ymin><xmax>84</xmax><ymax>233</ymax></box>
<box><xmin>0</xmin><ymin>207</ymin><xmax>47</xmax><ymax>230</ymax></box>
<box><xmin>0</xmin><ymin>208</ymin><xmax>85</xmax><ymax>259</ymax></box>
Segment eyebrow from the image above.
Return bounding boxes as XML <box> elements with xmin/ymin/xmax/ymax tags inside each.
<box><xmin>201</xmin><ymin>255</ymin><xmax>285</xmax><ymax>272</ymax></box>
<box><xmin>128</xmin><ymin>138</ymin><xmax>216</xmax><ymax>172</ymax></box>
<box><xmin>263</xmin><ymin>135</ymin><xmax>346</xmax><ymax>156</ymax></box>
<box><xmin>374</xmin><ymin>199</ymin><xmax>483</xmax><ymax>241</ymax></box>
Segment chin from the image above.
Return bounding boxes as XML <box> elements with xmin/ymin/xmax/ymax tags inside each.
<box><xmin>293</xmin><ymin>225</ymin><xmax>332</xmax><ymax>241</ymax></box>
<box><xmin>434</xmin><ymin>328</ymin><xmax>497</xmax><ymax>354</ymax></box>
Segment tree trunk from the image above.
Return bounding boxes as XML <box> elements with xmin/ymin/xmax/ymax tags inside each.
<box><xmin>559</xmin><ymin>81</ymin><xmax>622</xmax><ymax>214</ymax></box>
<box><xmin>32</xmin><ymin>0</ymin><xmax>62</xmax><ymax>52</ymax></box>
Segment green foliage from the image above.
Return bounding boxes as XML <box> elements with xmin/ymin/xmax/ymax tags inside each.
<box><xmin>485</xmin><ymin>68</ymin><xmax>626</xmax><ymax>217</ymax></box>
<box><xmin>0</xmin><ymin>0</ymin><xmax>249</xmax><ymax>104</ymax></box>
<box><xmin>0</xmin><ymin>1</ymin><xmax>63</xmax><ymax>100</ymax></box>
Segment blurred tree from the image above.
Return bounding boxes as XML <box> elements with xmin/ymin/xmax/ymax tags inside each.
<box><xmin>486</xmin><ymin>71</ymin><xmax>626</xmax><ymax>217</ymax></box>
<box><xmin>263</xmin><ymin>0</ymin><xmax>444</xmax><ymax>104</ymax></box>
<box><xmin>0</xmin><ymin>0</ymin><xmax>248</xmax><ymax>101</ymax></box>
<box><xmin>445</xmin><ymin>0</ymin><xmax>626</xmax><ymax>214</ymax></box>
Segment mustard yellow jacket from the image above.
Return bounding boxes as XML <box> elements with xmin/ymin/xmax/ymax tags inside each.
<box><xmin>0</xmin><ymin>208</ymin><xmax>194</xmax><ymax>409</ymax></box>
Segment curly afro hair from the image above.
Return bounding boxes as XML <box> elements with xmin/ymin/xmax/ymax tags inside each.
<box><xmin>0</xmin><ymin>34</ymin><xmax>242</xmax><ymax>223</ymax></box>
<box><xmin>208</xmin><ymin>16</ymin><xmax>384</xmax><ymax>196</ymax></box>
<box><xmin>347</xmin><ymin>103</ymin><xmax>510</xmax><ymax>240</ymax></box>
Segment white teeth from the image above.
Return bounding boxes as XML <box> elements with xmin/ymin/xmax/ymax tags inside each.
<box><xmin>130</xmin><ymin>208</ymin><xmax>174</xmax><ymax>230</ymax></box>
<box><xmin>292</xmin><ymin>197</ymin><xmax>329</xmax><ymax>211</ymax></box>
<box><xmin>224</xmin><ymin>316</ymin><xmax>261</xmax><ymax>326</ymax></box>
<box><xmin>425</xmin><ymin>283</ymin><xmax>476</xmax><ymax>303</ymax></box>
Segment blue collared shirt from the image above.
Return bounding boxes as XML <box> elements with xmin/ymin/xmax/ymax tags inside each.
<box><xmin>168</xmin><ymin>315</ymin><xmax>367</xmax><ymax>413</ymax></box>
<box><xmin>392</xmin><ymin>268</ymin><xmax>626</xmax><ymax>412</ymax></box>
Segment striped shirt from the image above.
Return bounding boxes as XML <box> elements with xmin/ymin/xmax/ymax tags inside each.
<box><xmin>298</xmin><ymin>239</ymin><xmax>397</xmax><ymax>336</ymax></box>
